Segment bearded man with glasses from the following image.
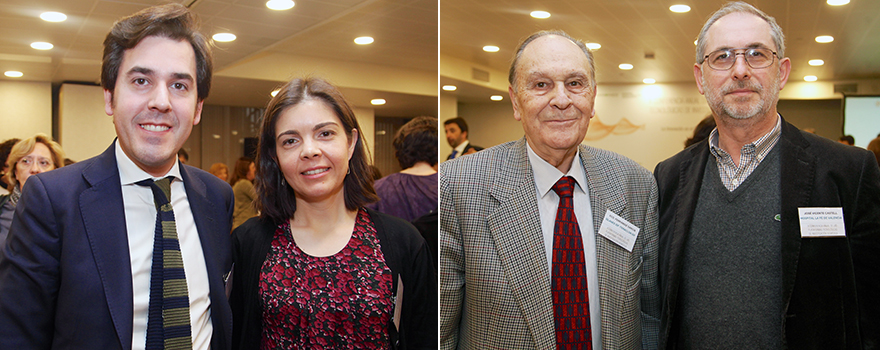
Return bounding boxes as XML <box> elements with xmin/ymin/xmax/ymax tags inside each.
<box><xmin>653</xmin><ymin>2</ymin><xmax>880</xmax><ymax>349</ymax></box>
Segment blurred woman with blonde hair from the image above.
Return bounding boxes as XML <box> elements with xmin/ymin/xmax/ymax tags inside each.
<box><xmin>0</xmin><ymin>133</ymin><xmax>65</xmax><ymax>246</ymax></box>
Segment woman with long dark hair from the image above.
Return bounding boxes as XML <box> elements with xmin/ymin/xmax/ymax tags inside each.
<box><xmin>228</xmin><ymin>77</ymin><xmax>436</xmax><ymax>349</ymax></box>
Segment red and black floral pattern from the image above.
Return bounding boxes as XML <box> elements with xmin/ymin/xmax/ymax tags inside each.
<box><xmin>259</xmin><ymin>208</ymin><xmax>393</xmax><ymax>349</ymax></box>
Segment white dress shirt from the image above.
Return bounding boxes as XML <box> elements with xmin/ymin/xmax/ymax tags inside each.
<box><xmin>450</xmin><ymin>140</ymin><xmax>470</xmax><ymax>159</ymax></box>
<box><xmin>527</xmin><ymin>142</ymin><xmax>602</xmax><ymax>350</ymax></box>
<box><xmin>116</xmin><ymin>142</ymin><xmax>212</xmax><ymax>350</ymax></box>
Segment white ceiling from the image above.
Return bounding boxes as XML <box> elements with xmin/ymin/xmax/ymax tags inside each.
<box><xmin>0</xmin><ymin>0</ymin><xmax>438</xmax><ymax>116</ymax></box>
<box><xmin>440</xmin><ymin>0</ymin><xmax>880</xmax><ymax>102</ymax></box>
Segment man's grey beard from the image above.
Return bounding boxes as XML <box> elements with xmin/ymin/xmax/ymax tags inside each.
<box><xmin>701</xmin><ymin>69</ymin><xmax>780</xmax><ymax>121</ymax></box>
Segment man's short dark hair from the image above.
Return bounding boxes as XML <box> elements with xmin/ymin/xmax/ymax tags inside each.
<box><xmin>101</xmin><ymin>3</ymin><xmax>213</xmax><ymax>101</ymax></box>
<box><xmin>839</xmin><ymin>135</ymin><xmax>855</xmax><ymax>145</ymax></box>
<box><xmin>444</xmin><ymin>117</ymin><xmax>469</xmax><ymax>134</ymax></box>
<box><xmin>395</xmin><ymin>116</ymin><xmax>438</xmax><ymax>168</ymax></box>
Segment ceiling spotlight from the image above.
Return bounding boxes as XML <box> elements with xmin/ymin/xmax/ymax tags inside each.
<box><xmin>619</xmin><ymin>63</ymin><xmax>634</xmax><ymax>70</ymax></box>
<box><xmin>442</xmin><ymin>85</ymin><xmax>457</xmax><ymax>91</ymax></box>
<box><xmin>40</xmin><ymin>11</ymin><xmax>67</xmax><ymax>22</ymax></box>
<box><xmin>30</xmin><ymin>42</ymin><xmax>53</xmax><ymax>50</ymax></box>
<box><xmin>371</xmin><ymin>99</ymin><xmax>386</xmax><ymax>105</ymax></box>
<box><xmin>4</xmin><ymin>71</ymin><xmax>23</xmax><ymax>78</ymax></box>
<box><xmin>490</xmin><ymin>95</ymin><xmax>504</xmax><ymax>101</ymax></box>
<box><xmin>483</xmin><ymin>45</ymin><xmax>500</xmax><ymax>52</ymax></box>
<box><xmin>270</xmin><ymin>89</ymin><xmax>280</xmax><ymax>97</ymax></box>
<box><xmin>808</xmin><ymin>59</ymin><xmax>825</xmax><ymax>66</ymax></box>
<box><xmin>804</xmin><ymin>75</ymin><xmax>818</xmax><ymax>82</ymax></box>
<box><xmin>815</xmin><ymin>35</ymin><xmax>834</xmax><ymax>43</ymax></box>
<box><xmin>530</xmin><ymin>11</ymin><xmax>551</xmax><ymax>19</ymax></box>
<box><xmin>827</xmin><ymin>0</ymin><xmax>850</xmax><ymax>5</ymax></box>
<box><xmin>669</xmin><ymin>5</ymin><xmax>691</xmax><ymax>13</ymax></box>
<box><xmin>212</xmin><ymin>33</ymin><xmax>236</xmax><ymax>42</ymax></box>
<box><xmin>354</xmin><ymin>36</ymin><xmax>374</xmax><ymax>45</ymax></box>
<box><xmin>643</xmin><ymin>78</ymin><xmax>656</xmax><ymax>84</ymax></box>
<box><xmin>586</xmin><ymin>43</ymin><xmax>601</xmax><ymax>50</ymax></box>
<box><xmin>266</xmin><ymin>0</ymin><xmax>295</xmax><ymax>11</ymax></box>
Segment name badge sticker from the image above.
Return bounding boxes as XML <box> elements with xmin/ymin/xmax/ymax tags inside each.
<box><xmin>598</xmin><ymin>209</ymin><xmax>640</xmax><ymax>252</ymax></box>
<box><xmin>798</xmin><ymin>207</ymin><xmax>846</xmax><ymax>238</ymax></box>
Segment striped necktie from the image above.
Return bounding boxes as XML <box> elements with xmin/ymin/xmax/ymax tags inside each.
<box><xmin>550</xmin><ymin>176</ymin><xmax>592</xmax><ymax>349</ymax></box>
<box><xmin>137</xmin><ymin>177</ymin><xmax>193</xmax><ymax>350</ymax></box>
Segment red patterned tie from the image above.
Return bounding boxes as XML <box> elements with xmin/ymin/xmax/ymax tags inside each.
<box><xmin>551</xmin><ymin>176</ymin><xmax>592</xmax><ymax>349</ymax></box>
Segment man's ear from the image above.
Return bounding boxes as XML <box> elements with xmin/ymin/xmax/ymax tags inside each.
<box><xmin>104</xmin><ymin>89</ymin><xmax>114</xmax><ymax>116</ymax></box>
<box><xmin>693</xmin><ymin>64</ymin><xmax>706</xmax><ymax>95</ymax></box>
<box><xmin>509</xmin><ymin>86</ymin><xmax>522</xmax><ymax>121</ymax></box>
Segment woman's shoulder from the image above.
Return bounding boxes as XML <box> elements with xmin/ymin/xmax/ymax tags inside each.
<box><xmin>365</xmin><ymin>208</ymin><xmax>424</xmax><ymax>248</ymax></box>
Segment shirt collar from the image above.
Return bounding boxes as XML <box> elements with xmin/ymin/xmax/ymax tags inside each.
<box><xmin>709</xmin><ymin>114</ymin><xmax>781</xmax><ymax>158</ymax></box>
<box><xmin>526</xmin><ymin>141</ymin><xmax>587</xmax><ymax>197</ymax></box>
<box><xmin>115</xmin><ymin>140</ymin><xmax>182</xmax><ymax>185</ymax></box>
<box><xmin>453</xmin><ymin>140</ymin><xmax>469</xmax><ymax>154</ymax></box>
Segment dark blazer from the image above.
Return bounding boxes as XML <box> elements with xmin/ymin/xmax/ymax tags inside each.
<box><xmin>229</xmin><ymin>208</ymin><xmax>437</xmax><ymax>350</ymax></box>
<box><xmin>0</xmin><ymin>142</ymin><xmax>235</xmax><ymax>350</ymax></box>
<box><xmin>653</xmin><ymin>117</ymin><xmax>880</xmax><ymax>349</ymax></box>
<box><xmin>446</xmin><ymin>142</ymin><xmax>483</xmax><ymax>160</ymax></box>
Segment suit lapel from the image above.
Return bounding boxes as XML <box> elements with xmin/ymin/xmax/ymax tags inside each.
<box><xmin>579</xmin><ymin>146</ymin><xmax>629</xmax><ymax>345</ymax></box>
<box><xmin>778</xmin><ymin>119</ymin><xmax>813</xmax><ymax>308</ymax></box>
<box><xmin>79</xmin><ymin>143</ymin><xmax>134</xmax><ymax>350</ymax></box>
<box><xmin>486</xmin><ymin>138</ymin><xmax>556</xmax><ymax>348</ymax></box>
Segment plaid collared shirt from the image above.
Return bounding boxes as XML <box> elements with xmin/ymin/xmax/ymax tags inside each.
<box><xmin>708</xmin><ymin>116</ymin><xmax>782</xmax><ymax>191</ymax></box>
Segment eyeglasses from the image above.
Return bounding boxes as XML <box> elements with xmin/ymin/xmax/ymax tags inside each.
<box><xmin>703</xmin><ymin>47</ymin><xmax>778</xmax><ymax>70</ymax></box>
<box><xmin>18</xmin><ymin>156</ymin><xmax>54</xmax><ymax>170</ymax></box>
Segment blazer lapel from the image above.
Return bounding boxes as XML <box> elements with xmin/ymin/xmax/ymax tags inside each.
<box><xmin>79</xmin><ymin>143</ymin><xmax>134</xmax><ymax>350</ymax></box>
<box><xmin>579</xmin><ymin>146</ymin><xmax>629</xmax><ymax>345</ymax></box>
<box><xmin>486</xmin><ymin>138</ymin><xmax>556</xmax><ymax>348</ymax></box>
<box><xmin>777</xmin><ymin>119</ymin><xmax>813</xmax><ymax>309</ymax></box>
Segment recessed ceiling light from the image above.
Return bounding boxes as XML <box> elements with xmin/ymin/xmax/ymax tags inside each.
<box><xmin>619</xmin><ymin>63</ymin><xmax>634</xmax><ymax>70</ymax></box>
<box><xmin>270</xmin><ymin>89</ymin><xmax>280</xmax><ymax>97</ymax></box>
<box><xmin>490</xmin><ymin>95</ymin><xmax>504</xmax><ymax>101</ymax></box>
<box><xmin>530</xmin><ymin>11</ymin><xmax>551</xmax><ymax>19</ymax></box>
<box><xmin>669</xmin><ymin>5</ymin><xmax>691</xmax><ymax>13</ymax></box>
<box><xmin>30</xmin><ymin>42</ymin><xmax>53</xmax><ymax>50</ymax></box>
<box><xmin>694</xmin><ymin>40</ymin><xmax>698</xmax><ymax>45</ymax></box>
<box><xmin>586</xmin><ymin>43</ymin><xmax>601</xmax><ymax>50</ymax></box>
<box><xmin>815</xmin><ymin>35</ymin><xmax>834</xmax><ymax>43</ymax></box>
<box><xmin>266</xmin><ymin>0</ymin><xmax>295</xmax><ymax>11</ymax></box>
<box><xmin>40</xmin><ymin>11</ymin><xmax>67</xmax><ymax>22</ymax></box>
<box><xmin>643</xmin><ymin>78</ymin><xmax>656</xmax><ymax>84</ymax></box>
<box><xmin>804</xmin><ymin>75</ymin><xmax>818</xmax><ymax>82</ymax></box>
<box><xmin>212</xmin><ymin>33</ymin><xmax>236</xmax><ymax>42</ymax></box>
<box><xmin>827</xmin><ymin>0</ymin><xmax>850</xmax><ymax>5</ymax></box>
<box><xmin>442</xmin><ymin>85</ymin><xmax>457</xmax><ymax>91</ymax></box>
<box><xmin>808</xmin><ymin>59</ymin><xmax>825</xmax><ymax>66</ymax></box>
<box><xmin>354</xmin><ymin>36</ymin><xmax>374</xmax><ymax>45</ymax></box>
<box><xmin>371</xmin><ymin>99</ymin><xmax>386</xmax><ymax>105</ymax></box>
<box><xmin>4</xmin><ymin>71</ymin><xmax>23</xmax><ymax>78</ymax></box>
<box><xmin>483</xmin><ymin>45</ymin><xmax>500</xmax><ymax>53</ymax></box>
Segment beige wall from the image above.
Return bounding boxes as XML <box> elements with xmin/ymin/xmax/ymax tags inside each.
<box><xmin>0</xmin><ymin>81</ymin><xmax>52</xmax><ymax>142</ymax></box>
<box><xmin>59</xmin><ymin>84</ymin><xmax>117</xmax><ymax>162</ymax></box>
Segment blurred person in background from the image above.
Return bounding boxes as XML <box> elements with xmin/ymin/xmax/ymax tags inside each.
<box><xmin>0</xmin><ymin>138</ymin><xmax>20</xmax><ymax>195</ymax></box>
<box><xmin>228</xmin><ymin>77</ymin><xmax>436</xmax><ymax>349</ymax></box>
<box><xmin>0</xmin><ymin>134</ymin><xmax>65</xmax><ymax>246</ymax></box>
<box><xmin>229</xmin><ymin>157</ymin><xmax>257</xmax><ymax>230</ymax></box>
<box><xmin>209</xmin><ymin>162</ymin><xmax>229</xmax><ymax>182</ymax></box>
<box><xmin>838</xmin><ymin>135</ymin><xmax>855</xmax><ymax>146</ymax></box>
<box><xmin>684</xmin><ymin>116</ymin><xmax>716</xmax><ymax>149</ymax></box>
<box><xmin>368</xmin><ymin>116</ymin><xmax>438</xmax><ymax>222</ymax></box>
<box><xmin>444</xmin><ymin>117</ymin><xmax>482</xmax><ymax>160</ymax></box>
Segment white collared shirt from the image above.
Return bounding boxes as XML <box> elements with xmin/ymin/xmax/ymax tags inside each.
<box><xmin>116</xmin><ymin>142</ymin><xmax>212</xmax><ymax>350</ymax></box>
<box><xmin>451</xmin><ymin>140</ymin><xmax>470</xmax><ymax>159</ymax></box>
<box><xmin>527</xmin><ymin>142</ymin><xmax>602</xmax><ymax>349</ymax></box>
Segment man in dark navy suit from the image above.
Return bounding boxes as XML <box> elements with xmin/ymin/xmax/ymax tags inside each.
<box><xmin>0</xmin><ymin>4</ymin><xmax>234</xmax><ymax>349</ymax></box>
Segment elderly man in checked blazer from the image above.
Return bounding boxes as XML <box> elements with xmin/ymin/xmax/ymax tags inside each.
<box><xmin>440</xmin><ymin>30</ymin><xmax>660</xmax><ymax>350</ymax></box>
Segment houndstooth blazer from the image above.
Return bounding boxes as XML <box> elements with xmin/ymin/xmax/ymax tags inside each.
<box><xmin>439</xmin><ymin>137</ymin><xmax>660</xmax><ymax>350</ymax></box>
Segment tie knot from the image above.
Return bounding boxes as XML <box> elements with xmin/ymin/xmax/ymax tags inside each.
<box><xmin>136</xmin><ymin>176</ymin><xmax>174</xmax><ymax>207</ymax></box>
<box><xmin>551</xmin><ymin>176</ymin><xmax>576</xmax><ymax>198</ymax></box>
